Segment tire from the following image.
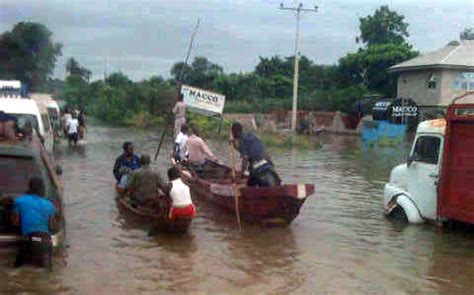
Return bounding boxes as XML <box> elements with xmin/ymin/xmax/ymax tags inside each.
<box><xmin>390</xmin><ymin>206</ymin><xmax>409</xmax><ymax>223</ymax></box>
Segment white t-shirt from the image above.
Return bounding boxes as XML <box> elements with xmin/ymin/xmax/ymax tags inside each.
<box><xmin>62</xmin><ymin>113</ymin><xmax>72</xmax><ymax>125</ymax></box>
<box><xmin>169</xmin><ymin>179</ymin><xmax>192</xmax><ymax>207</ymax></box>
<box><xmin>175</xmin><ymin>132</ymin><xmax>189</xmax><ymax>158</ymax></box>
<box><xmin>67</xmin><ymin>118</ymin><xmax>79</xmax><ymax>134</ymax></box>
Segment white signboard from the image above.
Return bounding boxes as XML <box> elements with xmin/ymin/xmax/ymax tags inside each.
<box><xmin>180</xmin><ymin>85</ymin><xmax>225</xmax><ymax>116</ymax></box>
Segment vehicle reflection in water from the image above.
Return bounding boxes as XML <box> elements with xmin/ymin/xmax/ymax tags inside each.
<box><xmin>0</xmin><ymin>123</ymin><xmax>473</xmax><ymax>294</ymax></box>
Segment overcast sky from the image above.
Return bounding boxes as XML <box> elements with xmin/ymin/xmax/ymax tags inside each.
<box><xmin>1</xmin><ymin>0</ymin><xmax>473</xmax><ymax>81</ymax></box>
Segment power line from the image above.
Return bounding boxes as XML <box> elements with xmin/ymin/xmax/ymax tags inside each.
<box><xmin>279</xmin><ymin>2</ymin><xmax>318</xmax><ymax>132</ymax></box>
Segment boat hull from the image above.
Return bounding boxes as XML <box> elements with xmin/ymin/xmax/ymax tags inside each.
<box><xmin>115</xmin><ymin>187</ymin><xmax>192</xmax><ymax>233</ymax></box>
<box><xmin>177</xmin><ymin>167</ymin><xmax>314</xmax><ymax>225</ymax></box>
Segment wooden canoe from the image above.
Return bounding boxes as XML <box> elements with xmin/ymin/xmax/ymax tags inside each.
<box><xmin>175</xmin><ymin>162</ymin><xmax>314</xmax><ymax>225</ymax></box>
<box><xmin>115</xmin><ymin>186</ymin><xmax>192</xmax><ymax>233</ymax></box>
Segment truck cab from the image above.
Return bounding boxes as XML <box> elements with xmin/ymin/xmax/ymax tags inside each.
<box><xmin>0</xmin><ymin>136</ymin><xmax>65</xmax><ymax>248</ymax></box>
<box><xmin>383</xmin><ymin>92</ymin><xmax>474</xmax><ymax>225</ymax></box>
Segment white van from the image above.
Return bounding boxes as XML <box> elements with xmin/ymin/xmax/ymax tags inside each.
<box><xmin>0</xmin><ymin>97</ymin><xmax>54</xmax><ymax>153</ymax></box>
<box><xmin>30</xmin><ymin>93</ymin><xmax>61</xmax><ymax>142</ymax></box>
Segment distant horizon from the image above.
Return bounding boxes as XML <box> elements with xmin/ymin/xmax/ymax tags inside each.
<box><xmin>1</xmin><ymin>0</ymin><xmax>473</xmax><ymax>81</ymax></box>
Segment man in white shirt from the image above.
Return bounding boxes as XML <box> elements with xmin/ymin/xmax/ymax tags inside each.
<box><xmin>61</xmin><ymin>111</ymin><xmax>72</xmax><ymax>138</ymax></box>
<box><xmin>167</xmin><ymin>167</ymin><xmax>195</xmax><ymax>221</ymax></box>
<box><xmin>66</xmin><ymin>114</ymin><xmax>79</xmax><ymax>146</ymax></box>
<box><xmin>173</xmin><ymin>124</ymin><xmax>189</xmax><ymax>162</ymax></box>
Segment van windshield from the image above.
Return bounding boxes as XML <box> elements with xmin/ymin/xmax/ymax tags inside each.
<box><xmin>0</xmin><ymin>156</ymin><xmax>41</xmax><ymax>195</ymax></box>
<box><xmin>7</xmin><ymin>113</ymin><xmax>39</xmax><ymax>131</ymax></box>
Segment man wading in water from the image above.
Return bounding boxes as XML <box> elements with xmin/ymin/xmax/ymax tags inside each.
<box><xmin>11</xmin><ymin>178</ymin><xmax>56</xmax><ymax>269</ymax></box>
<box><xmin>230</xmin><ymin>122</ymin><xmax>281</xmax><ymax>187</ymax></box>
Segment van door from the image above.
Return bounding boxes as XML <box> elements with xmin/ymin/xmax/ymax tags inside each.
<box><xmin>408</xmin><ymin>135</ymin><xmax>443</xmax><ymax>220</ymax></box>
<box><xmin>40</xmin><ymin>113</ymin><xmax>54</xmax><ymax>153</ymax></box>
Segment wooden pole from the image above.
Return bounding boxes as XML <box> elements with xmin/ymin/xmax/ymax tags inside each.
<box><xmin>230</xmin><ymin>128</ymin><xmax>242</xmax><ymax>232</ymax></box>
<box><xmin>153</xmin><ymin>19</ymin><xmax>200</xmax><ymax>162</ymax></box>
<box><xmin>153</xmin><ymin>121</ymin><xmax>171</xmax><ymax>161</ymax></box>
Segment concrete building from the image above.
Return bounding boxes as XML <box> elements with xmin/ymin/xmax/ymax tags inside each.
<box><xmin>390</xmin><ymin>40</ymin><xmax>474</xmax><ymax>108</ymax></box>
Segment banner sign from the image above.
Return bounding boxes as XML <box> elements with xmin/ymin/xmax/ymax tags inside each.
<box><xmin>372</xmin><ymin>97</ymin><xmax>419</xmax><ymax>125</ymax></box>
<box><xmin>181</xmin><ymin>84</ymin><xmax>226</xmax><ymax>116</ymax></box>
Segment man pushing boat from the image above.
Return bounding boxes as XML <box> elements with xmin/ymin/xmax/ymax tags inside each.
<box><xmin>230</xmin><ymin>122</ymin><xmax>281</xmax><ymax>187</ymax></box>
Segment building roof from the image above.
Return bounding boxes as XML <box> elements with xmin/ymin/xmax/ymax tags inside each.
<box><xmin>390</xmin><ymin>40</ymin><xmax>474</xmax><ymax>72</ymax></box>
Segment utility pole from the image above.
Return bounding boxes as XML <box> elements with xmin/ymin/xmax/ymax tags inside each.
<box><xmin>280</xmin><ymin>3</ymin><xmax>318</xmax><ymax>132</ymax></box>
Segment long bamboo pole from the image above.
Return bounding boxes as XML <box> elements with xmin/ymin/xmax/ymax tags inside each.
<box><xmin>153</xmin><ymin>18</ymin><xmax>200</xmax><ymax>161</ymax></box>
<box><xmin>230</xmin><ymin>129</ymin><xmax>242</xmax><ymax>232</ymax></box>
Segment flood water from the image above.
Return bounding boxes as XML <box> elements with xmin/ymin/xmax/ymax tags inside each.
<box><xmin>1</xmin><ymin>123</ymin><xmax>473</xmax><ymax>294</ymax></box>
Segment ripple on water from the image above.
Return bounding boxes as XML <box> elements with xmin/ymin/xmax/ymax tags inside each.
<box><xmin>1</xmin><ymin>125</ymin><xmax>473</xmax><ymax>294</ymax></box>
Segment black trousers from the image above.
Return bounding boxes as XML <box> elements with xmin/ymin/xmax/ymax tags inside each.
<box><xmin>68</xmin><ymin>132</ymin><xmax>78</xmax><ymax>145</ymax></box>
<box><xmin>15</xmin><ymin>232</ymin><xmax>53</xmax><ymax>269</ymax></box>
<box><xmin>248</xmin><ymin>164</ymin><xmax>281</xmax><ymax>187</ymax></box>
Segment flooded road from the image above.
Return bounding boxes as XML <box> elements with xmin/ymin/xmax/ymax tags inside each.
<box><xmin>1</xmin><ymin>124</ymin><xmax>473</xmax><ymax>294</ymax></box>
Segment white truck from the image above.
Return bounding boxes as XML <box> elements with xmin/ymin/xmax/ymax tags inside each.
<box><xmin>383</xmin><ymin>92</ymin><xmax>474</xmax><ymax>225</ymax></box>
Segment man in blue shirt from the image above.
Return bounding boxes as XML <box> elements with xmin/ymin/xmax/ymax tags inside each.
<box><xmin>231</xmin><ymin>122</ymin><xmax>281</xmax><ymax>187</ymax></box>
<box><xmin>11</xmin><ymin>177</ymin><xmax>56</xmax><ymax>268</ymax></box>
<box><xmin>113</xmin><ymin>141</ymin><xmax>141</xmax><ymax>188</ymax></box>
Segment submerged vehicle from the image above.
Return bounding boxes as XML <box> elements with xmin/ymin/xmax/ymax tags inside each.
<box><xmin>175</xmin><ymin>161</ymin><xmax>314</xmax><ymax>225</ymax></box>
<box><xmin>383</xmin><ymin>92</ymin><xmax>474</xmax><ymax>225</ymax></box>
<box><xmin>0</xmin><ymin>134</ymin><xmax>65</xmax><ymax>248</ymax></box>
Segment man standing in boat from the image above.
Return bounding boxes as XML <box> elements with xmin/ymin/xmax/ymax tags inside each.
<box><xmin>126</xmin><ymin>154</ymin><xmax>167</xmax><ymax>207</ymax></box>
<box><xmin>230</xmin><ymin>122</ymin><xmax>281</xmax><ymax>187</ymax></box>
<box><xmin>173</xmin><ymin>124</ymin><xmax>189</xmax><ymax>163</ymax></box>
<box><xmin>185</xmin><ymin>126</ymin><xmax>218</xmax><ymax>171</ymax></box>
<box><xmin>172</xmin><ymin>92</ymin><xmax>186</xmax><ymax>136</ymax></box>
<box><xmin>113</xmin><ymin>141</ymin><xmax>141</xmax><ymax>188</ymax></box>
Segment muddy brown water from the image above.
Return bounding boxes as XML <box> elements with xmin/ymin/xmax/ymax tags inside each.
<box><xmin>1</xmin><ymin>124</ymin><xmax>473</xmax><ymax>294</ymax></box>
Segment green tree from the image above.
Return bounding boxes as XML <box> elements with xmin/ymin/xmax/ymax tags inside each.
<box><xmin>66</xmin><ymin>57</ymin><xmax>91</xmax><ymax>81</ymax></box>
<box><xmin>337</xmin><ymin>43</ymin><xmax>418</xmax><ymax>96</ymax></box>
<box><xmin>460</xmin><ymin>27</ymin><xmax>474</xmax><ymax>40</ymax></box>
<box><xmin>337</xmin><ymin>5</ymin><xmax>418</xmax><ymax>96</ymax></box>
<box><xmin>171</xmin><ymin>56</ymin><xmax>223</xmax><ymax>89</ymax></box>
<box><xmin>357</xmin><ymin>5</ymin><xmax>409</xmax><ymax>46</ymax></box>
<box><xmin>0</xmin><ymin>22</ymin><xmax>62</xmax><ymax>90</ymax></box>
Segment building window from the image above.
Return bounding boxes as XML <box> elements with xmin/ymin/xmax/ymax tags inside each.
<box><xmin>427</xmin><ymin>73</ymin><xmax>437</xmax><ymax>89</ymax></box>
<box><xmin>454</xmin><ymin>72</ymin><xmax>474</xmax><ymax>90</ymax></box>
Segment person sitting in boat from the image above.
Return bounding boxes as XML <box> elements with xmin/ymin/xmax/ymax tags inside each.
<box><xmin>230</xmin><ymin>122</ymin><xmax>281</xmax><ymax>187</ymax></box>
<box><xmin>173</xmin><ymin>124</ymin><xmax>189</xmax><ymax>163</ymax></box>
<box><xmin>167</xmin><ymin>167</ymin><xmax>195</xmax><ymax>221</ymax></box>
<box><xmin>113</xmin><ymin>141</ymin><xmax>141</xmax><ymax>188</ymax></box>
<box><xmin>11</xmin><ymin>177</ymin><xmax>56</xmax><ymax>268</ymax></box>
<box><xmin>126</xmin><ymin>154</ymin><xmax>167</xmax><ymax>207</ymax></box>
<box><xmin>185</xmin><ymin>126</ymin><xmax>218</xmax><ymax>171</ymax></box>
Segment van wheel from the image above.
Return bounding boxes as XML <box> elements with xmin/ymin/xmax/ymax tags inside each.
<box><xmin>390</xmin><ymin>207</ymin><xmax>408</xmax><ymax>223</ymax></box>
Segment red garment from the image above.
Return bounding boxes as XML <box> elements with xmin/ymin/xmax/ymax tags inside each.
<box><xmin>169</xmin><ymin>204</ymin><xmax>196</xmax><ymax>220</ymax></box>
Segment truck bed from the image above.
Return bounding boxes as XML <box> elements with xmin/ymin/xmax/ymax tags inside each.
<box><xmin>438</xmin><ymin>103</ymin><xmax>474</xmax><ymax>224</ymax></box>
